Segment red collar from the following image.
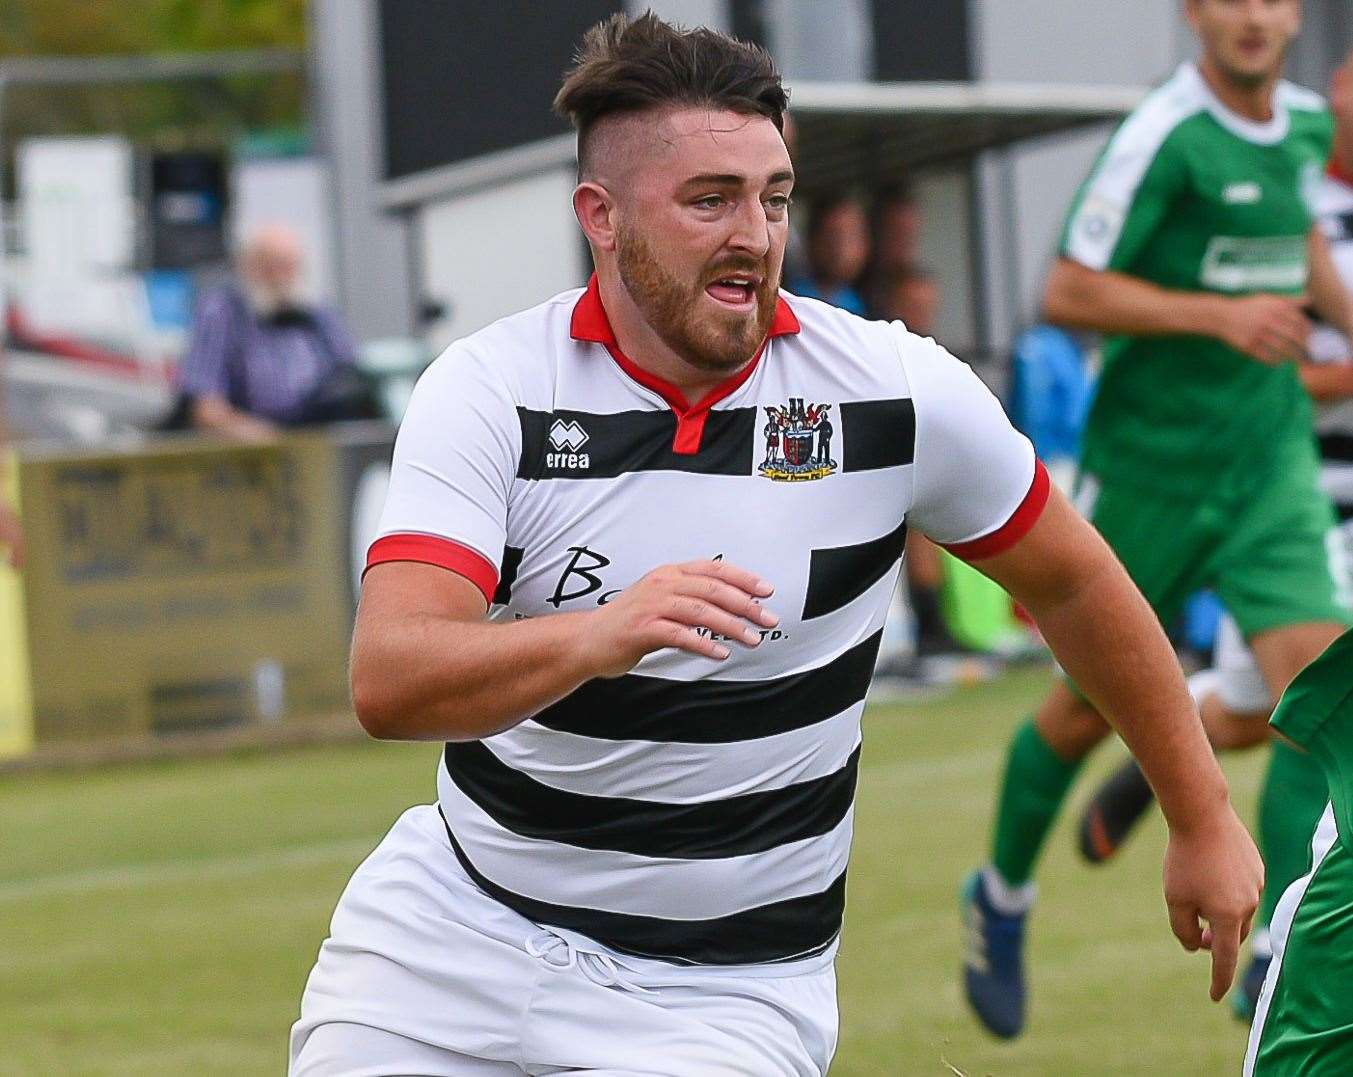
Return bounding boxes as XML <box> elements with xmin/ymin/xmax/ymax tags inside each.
<box><xmin>569</xmin><ymin>273</ymin><xmax>800</xmax><ymax>455</ymax></box>
<box><xmin>570</xmin><ymin>272</ymin><xmax>800</xmax><ymax>347</ymax></box>
<box><xmin>1329</xmin><ymin>158</ymin><xmax>1353</xmax><ymax>189</ymax></box>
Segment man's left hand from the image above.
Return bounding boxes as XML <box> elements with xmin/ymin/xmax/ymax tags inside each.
<box><xmin>1162</xmin><ymin>804</ymin><xmax>1264</xmax><ymax>1002</ymax></box>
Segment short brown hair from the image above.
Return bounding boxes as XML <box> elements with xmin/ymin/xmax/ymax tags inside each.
<box><xmin>554</xmin><ymin>12</ymin><xmax>787</xmax><ymax>177</ymax></box>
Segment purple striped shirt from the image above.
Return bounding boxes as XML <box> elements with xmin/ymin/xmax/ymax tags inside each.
<box><xmin>178</xmin><ymin>287</ymin><xmax>358</xmax><ymax>423</ymax></box>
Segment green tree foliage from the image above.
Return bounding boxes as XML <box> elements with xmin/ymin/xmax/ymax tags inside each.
<box><xmin>0</xmin><ymin>1</ymin><xmax>308</xmax><ymax>154</ymax></box>
<box><xmin>0</xmin><ymin>0</ymin><xmax>307</xmax><ymax>58</ymax></box>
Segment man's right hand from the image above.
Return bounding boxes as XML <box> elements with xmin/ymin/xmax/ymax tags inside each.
<box><xmin>582</xmin><ymin>559</ymin><xmax>778</xmax><ymax>678</ymax></box>
<box><xmin>1216</xmin><ymin>294</ymin><xmax>1312</xmax><ymax>365</ymax></box>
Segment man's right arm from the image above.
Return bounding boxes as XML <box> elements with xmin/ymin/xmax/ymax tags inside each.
<box><xmin>350</xmin><ymin>343</ymin><xmax>781</xmax><ymax>742</ymax></box>
<box><xmin>189</xmin><ymin>394</ymin><xmax>278</xmax><ymax>442</ymax></box>
<box><xmin>350</xmin><ymin>557</ymin><xmax>777</xmax><ymax>742</ymax></box>
<box><xmin>1043</xmin><ymin>257</ymin><xmax>1311</xmax><ymax>366</ymax></box>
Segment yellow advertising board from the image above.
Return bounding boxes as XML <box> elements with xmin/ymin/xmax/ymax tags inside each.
<box><xmin>4</xmin><ymin>434</ymin><xmax>354</xmax><ymax>752</ymax></box>
<box><xmin>0</xmin><ymin>450</ymin><xmax>34</xmax><ymax>757</ymax></box>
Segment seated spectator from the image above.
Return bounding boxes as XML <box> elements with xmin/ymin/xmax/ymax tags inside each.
<box><xmin>788</xmin><ymin>193</ymin><xmax>869</xmax><ymax>315</ymax></box>
<box><xmin>176</xmin><ymin>224</ymin><xmax>375</xmax><ymax>440</ymax></box>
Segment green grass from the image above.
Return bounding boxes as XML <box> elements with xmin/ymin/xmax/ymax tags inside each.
<box><xmin>0</xmin><ymin>666</ymin><xmax>1266</xmax><ymax>1075</ymax></box>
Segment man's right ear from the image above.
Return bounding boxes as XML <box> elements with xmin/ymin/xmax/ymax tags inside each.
<box><xmin>573</xmin><ymin>183</ymin><xmax>617</xmax><ymax>253</ymax></box>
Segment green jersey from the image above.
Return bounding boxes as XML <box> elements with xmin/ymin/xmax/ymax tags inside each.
<box><xmin>1061</xmin><ymin>63</ymin><xmax>1333</xmax><ymax>495</ymax></box>
<box><xmin>1267</xmin><ymin>629</ymin><xmax>1353</xmax><ymax>860</ymax></box>
<box><xmin>1245</xmin><ymin>629</ymin><xmax>1353</xmax><ymax>1075</ymax></box>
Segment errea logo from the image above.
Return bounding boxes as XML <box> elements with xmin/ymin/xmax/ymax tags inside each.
<box><xmin>547</xmin><ymin>418</ymin><xmax>590</xmax><ymax>470</ymax></box>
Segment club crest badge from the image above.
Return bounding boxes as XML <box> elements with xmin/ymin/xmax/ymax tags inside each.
<box><xmin>759</xmin><ymin>398</ymin><xmax>836</xmax><ymax>481</ymax></box>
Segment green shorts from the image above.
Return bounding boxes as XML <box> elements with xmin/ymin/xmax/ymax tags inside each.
<box><xmin>1075</xmin><ymin>439</ymin><xmax>1352</xmax><ymax>640</ymax></box>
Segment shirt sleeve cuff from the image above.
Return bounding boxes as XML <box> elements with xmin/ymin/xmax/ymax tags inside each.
<box><xmin>364</xmin><ymin>533</ymin><xmax>499</xmax><ymax>605</ymax></box>
<box><xmin>939</xmin><ymin>459</ymin><xmax>1051</xmax><ymax>561</ymax></box>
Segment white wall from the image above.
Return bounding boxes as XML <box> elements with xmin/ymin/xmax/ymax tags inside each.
<box><xmin>415</xmin><ymin>167</ymin><xmax>586</xmax><ymax>353</ymax></box>
<box><xmin>913</xmin><ymin>167</ymin><xmax>977</xmax><ymax>354</ymax></box>
<box><xmin>627</xmin><ymin>0</ymin><xmax>727</xmax><ymax>31</ymax></box>
<box><xmin>972</xmin><ymin>0</ymin><xmax>1188</xmax><ymax>86</ymax></box>
<box><xmin>231</xmin><ymin>157</ymin><xmax>337</xmax><ymax>304</ymax></box>
<box><xmin>765</xmin><ymin>0</ymin><xmax>870</xmax><ymax>82</ymax></box>
<box><xmin>15</xmin><ymin>137</ymin><xmax>140</xmax><ymax>344</ymax></box>
<box><xmin>970</xmin><ymin>0</ymin><xmax>1191</xmax><ymax>349</ymax></box>
<box><xmin>18</xmin><ymin>137</ymin><xmax>135</xmax><ymax>275</ymax></box>
<box><xmin>975</xmin><ymin>126</ymin><xmax>1114</xmax><ymax>343</ymax></box>
<box><xmin>310</xmin><ymin>0</ymin><xmax>417</xmax><ymax>340</ymax></box>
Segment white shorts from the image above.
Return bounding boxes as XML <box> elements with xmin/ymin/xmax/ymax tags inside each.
<box><xmin>289</xmin><ymin>806</ymin><xmax>839</xmax><ymax>1076</ymax></box>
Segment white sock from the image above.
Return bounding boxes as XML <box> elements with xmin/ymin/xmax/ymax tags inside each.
<box><xmin>1251</xmin><ymin>927</ymin><xmax>1272</xmax><ymax>960</ymax></box>
<box><xmin>1187</xmin><ymin>668</ymin><xmax>1223</xmax><ymax>710</ymax></box>
<box><xmin>982</xmin><ymin>865</ymin><xmax>1037</xmax><ymax>915</ymax></box>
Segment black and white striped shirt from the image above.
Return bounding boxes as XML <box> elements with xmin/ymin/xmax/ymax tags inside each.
<box><xmin>367</xmin><ymin>276</ymin><xmax>1046</xmax><ymax>967</ymax></box>
<box><xmin>1313</xmin><ymin>167</ymin><xmax>1353</xmax><ymax>520</ymax></box>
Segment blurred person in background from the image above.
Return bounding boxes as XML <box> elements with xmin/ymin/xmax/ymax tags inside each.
<box><xmin>1304</xmin><ymin>48</ymin><xmax>1353</xmax><ymax>544</ymax></box>
<box><xmin>871</xmin><ymin>266</ymin><xmax>968</xmax><ymax>666</ymax></box>
<box><xmin>1079</xmin><ymin>43</ymin><xmax>1353</xmax><ymax>1021</ymax></box>
<box><xmin>175</xmin><ymin>223</ymin><xmax>373</xmax><ymax>441</ymax></box>
<box><xmin>868</xmin><ymin>264</ymin><xmax>939</xmax><ymax>336</ymax></box>
<box><xmin>779</xmin><ymin>111</ymin><xmax>810</xmax><ymax>282</ymax></box>
<box><xmin>867</xmin><ymin>180</ymin><xmax>923</xmax><ymax>284</ymax></box>
<box><xmin>964</xmin><ymin>0</ymin><xmax>1352</xmax><ymax>1039</ymax></box>
<box><xmin>787</xmin><ymin>192</ymin><xmax>870</xmax><ymax>314</ymax></box>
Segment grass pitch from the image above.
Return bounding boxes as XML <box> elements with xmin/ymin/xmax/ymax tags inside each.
<box><xmin>0</xmin><ymin>665</ymin><xmax>1266</xmax><ymax>1075</ymax></box>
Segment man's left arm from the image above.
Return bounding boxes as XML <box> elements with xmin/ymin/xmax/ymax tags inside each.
<box><xmin>969</xmin><ymin>490</ymin><xmax>1262</xmax><ymax>1000</ymax></box>
<box><xmin>899</xmin><ymin>330</ymin><xmax>1262</xmax><ymax>1002</ymax></box>
<box><xmin>1298</xmin><ymin>227</ymin><xmax>1353</xmax><ymax>401</ymax></box>
<box><xmin>1308</xmin><ymin>226</ymin><xmax>1353</xmax><ymax>338</ymax></box>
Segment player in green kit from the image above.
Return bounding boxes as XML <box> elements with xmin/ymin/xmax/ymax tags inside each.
<box><xmin>1244</xmin><ymin>629</ymin><xmax>1353</xmax><ymax>1076</ymax></box>
<box><xmin>1078</xmin><ymin>47</ymin><xmax>1353</xmax><ymax>1024</ymax></box>
<box><xmin>962</xmin><ymin>0</ymin><xmax>1353</xmax><ymax>1040</ymax></box>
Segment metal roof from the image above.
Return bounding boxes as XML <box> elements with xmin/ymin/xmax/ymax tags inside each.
<box><xmin>786</xmin><ymin>80</ymin><xmax>1147</xmax><ymax>190</ymax></box>
<box><xmin>377</xmin><ymin>79</ymin><xmax>1148</xmax><ymax>208</ymax></box>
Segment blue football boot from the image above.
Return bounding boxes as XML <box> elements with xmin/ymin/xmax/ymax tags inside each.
<box><xmin>1231</xmin><ymin>951</ymin><xmax>1272</xmax><ymax>1022</ymax></box>
<box><xmin>961</xmin><ymin>868</ymin><xmax>1028</xmax><ymax>1039</ymax></box>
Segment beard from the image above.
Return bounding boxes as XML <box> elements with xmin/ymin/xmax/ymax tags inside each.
<box><xmin>1216</xmin><ymin>40</ymin><xmax>1287</xmax><ymax>89</ymax></box>
<box><xmin>1219</xmin><ymin>58</ymin><xmax>1276</xmax><ymax>89</ymax></box>
<box><xmin>615</xmin><ymin>221</ymin><xmax>778</xmax><ymax>374</ymax></box>
<box><xmin>244</xmin><ymin>281</ymin><xmax>304</xmax><ymax>319</ymax></box>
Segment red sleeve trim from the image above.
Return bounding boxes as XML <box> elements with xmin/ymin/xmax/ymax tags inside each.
<box><xmin>940</xmin><ymin>459</ymin><xmax>1051</xmax><ymax>561</ymax></box>
<box><xmin>364</xmin><ymin>533</ymin><xmax>498</xmax><ymax>605</ymax></box>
